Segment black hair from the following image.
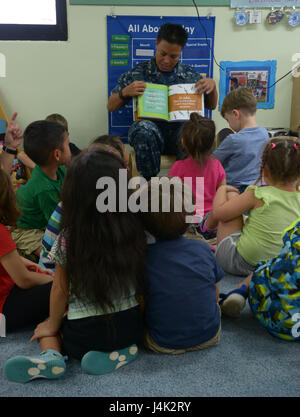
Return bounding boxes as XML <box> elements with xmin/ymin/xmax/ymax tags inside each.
<box><xmin>157</xmin><ymin>23</ymin><xmax>188</xmax><ymax>48</ymax></box>
<box><xmin>60</xmin><ymin>149</ymin><xmax>147</xmax><ymax>312</ymax></box>
<box><xmin>24</xmin><ymin>120</ymin><xmax>66</xmax><ymax>166</ymax></box>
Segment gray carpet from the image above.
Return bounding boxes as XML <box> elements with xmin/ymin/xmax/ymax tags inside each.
<box><xmin>0</xmin><ymin>274</ymin><xmax>299</xmax><ymax>397</ymax></box>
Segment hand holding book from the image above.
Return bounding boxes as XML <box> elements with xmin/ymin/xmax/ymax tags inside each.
<box><xmin>122</xmin><ymin>81</ymin><xmax>146</xmax><ymax>99</ymax></box>
<box><xmin>195</xmin><ymin>78</ymin><xmax>216</xmax><ymax>95</ymax></box>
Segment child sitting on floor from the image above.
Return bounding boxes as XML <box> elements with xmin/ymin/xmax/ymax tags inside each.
<box><xmin>169</xmin><ymin>113</ymin><xmax>226</xmax><ymax>242</ymax></box>
<box><xmin>213</xmin><ymin>87</ymin><xmax>269</xmax><ymax>194</ymax></box>
<box><xmin>4</xmin><ymin>148</ymin><xmax>147</xmax><ymax>382</ymax></box>
<box><xmin>140</xmin><ymin>178</ymin><xmax>224</xmax><ymax>354</ymax></box>
<box><xmin>11</xmin><ymin>120</ymin><xmax>71</xmax><ymax>259</ymax></box>
<box><xmin>10</xmin><ymin>113</ymin><xmax>81</xmax><ymax>186</ymax></box>
<box><xmin>213</xmin><ymin>137</ymin><xmax>300</xmax><ymax>278</ymax></box>
<box><xmin>0</xmin><ymin>167</ymin><xmax>53</xmax><ymax>334</ymax></box>
<box><xmin>219</xmin><ymin>218</ymin><xmax>300</xmax><ymax>343</ymax></box>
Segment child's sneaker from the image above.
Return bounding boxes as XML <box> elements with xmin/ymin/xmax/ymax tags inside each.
<box><xmin>195</xmin><ymin>215</ymin><xmax>217</xmax><ymax>242</ymax></box>
<box><xmin>219</xmin><ymin>285</ymin><xmax>248</xmax><ymax>318</ymax></box>
<box><xmin>81</xmin><ymin>344</ymin><xmax>138</xmax><ymax>375</ymax></box>
<box><xmin>4</xmin><ymin>349</ymin><xmax>66</xmax><ymax>383</ymax></box>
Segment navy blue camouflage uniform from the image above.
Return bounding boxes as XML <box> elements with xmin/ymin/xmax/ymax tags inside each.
<box><xmin>111</xmin><ymin>57</ymin><xmax>203</xmax><ymax>179</ymax></box>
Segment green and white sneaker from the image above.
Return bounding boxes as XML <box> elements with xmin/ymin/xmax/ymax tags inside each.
<box><xmin>81</xmin><ymin>344</ymin><xmax>138</xmax><ymax>375</ymax></box>
<box><xmin>4</xmin><ymin>349</ymin><xmax>66</xmax><ymax>383</ymax></box>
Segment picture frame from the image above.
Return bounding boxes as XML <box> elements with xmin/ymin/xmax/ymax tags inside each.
<box><xmin>219</xmin><ymin>60</ymin><xmax>277</xmax><ymax>109</ymax></box>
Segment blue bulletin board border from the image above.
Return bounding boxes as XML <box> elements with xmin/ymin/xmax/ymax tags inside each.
<box><xmin>219</xmin><ymin>60</ymin><xmax>277</xmax><ymax>110</ymax></box>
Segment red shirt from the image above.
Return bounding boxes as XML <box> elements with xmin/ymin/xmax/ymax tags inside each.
<box><xmin>0</xmin><ymin>223</ymin><xmax>16</xmax><ymax>313</ymax></box>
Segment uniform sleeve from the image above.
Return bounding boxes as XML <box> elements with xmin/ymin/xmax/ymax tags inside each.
<box><xmin>111</xmin><ymin>69</ymin><xmax>134</xmax><ymax>96</ymax></box>
<box><xmin>213</xmin><ymin>135</ymin><xmax>234</xmax><ymax>164</ymax></box>
<box><xmin>0</xmin><ymin>224</ymin><xmax>16</xmax><ymax>259</ymax></box>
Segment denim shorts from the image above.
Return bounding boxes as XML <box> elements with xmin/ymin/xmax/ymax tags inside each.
<box><xmin>215</xmin><ymin>231</ymin><xmax>256</xmax><ymax>277</ymax></box>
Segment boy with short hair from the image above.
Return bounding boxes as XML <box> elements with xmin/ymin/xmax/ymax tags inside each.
<box><xmin>11</xmin><ymin>120</ymin><xmax>71</xmax><ymax>258</ymax></box>
<box><xmin>213</xmin><ymin>87</ymin><xmax>269</xmax><ymax>193</ymax></box>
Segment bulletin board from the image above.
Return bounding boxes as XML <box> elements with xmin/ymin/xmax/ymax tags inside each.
<box><xmin>107</xmin><ymin>15</ymin><xmax>215</xmax><ymax>142</ymax></box>
<box><xmin>219</xmin><ymin>60</ymin><xmax>277</xmax><ymax>110</ymax></box>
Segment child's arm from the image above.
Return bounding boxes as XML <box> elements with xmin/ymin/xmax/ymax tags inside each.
<box><xmin>17</xmin><ymin>151</ymin><xmax>36</xmax><ymax>170</ymax></box>
<box><xmin>1</xmin><ymin>249</ymin><xmax>53</xmax><ymax>289</ymax></box>
<box><xmin>30</xmin><ymin>265</ymin><xmax>69</xmax><ymax>341</ymax></box>
<box><xmin>21</xmin><ymin>256</ymin><xmax>53</xmax><ymax>276</ymax></box>
<box><xmin>1</xmin><ymin>112</ymin><xmax>23</xmax><ymax>175</ymax></box>
<box><xmin>212</xmin><ymin>185</ymin><xmax>257</xmax><ymax>222</ymax></box>
<box><xmin>217</xmin><ymin>179</ymin><xmax>226</xmax><ymax>189</ymax></box>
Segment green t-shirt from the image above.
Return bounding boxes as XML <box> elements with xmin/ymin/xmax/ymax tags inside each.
<box><xmin>237</xmin><ymin>185</ymin><xmax>300</xmax><ymax>266</ymax></box>
<box><xmin>16</xmin><ymin>165</ymin><xmax>66</xmax><ymax>230</ymax></box>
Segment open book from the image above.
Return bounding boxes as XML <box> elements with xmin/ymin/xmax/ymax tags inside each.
<box><xmin>133</xmin><ymin>83</ymin><xmax>204</xmax><ymax>122</ymax></box>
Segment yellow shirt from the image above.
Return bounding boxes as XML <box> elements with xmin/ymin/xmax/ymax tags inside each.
<box><xmin>237</xmin><ymin>185</ymin><xmax>300</xmax><ymax>266</ymax></box>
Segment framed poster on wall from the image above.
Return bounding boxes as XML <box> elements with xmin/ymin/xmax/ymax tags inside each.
<box><xmin>219</xmin><ymin>60</ymin><xmax>277</xmax><ymax>110</ymax></box>
<box><xmin>107</xmin><ymin>15</ymin><xmax>215</xmax><ymax>142</ymax></box>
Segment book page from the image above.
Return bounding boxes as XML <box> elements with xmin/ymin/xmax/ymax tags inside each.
<box><xmin>137</xmin><ymin>83</ymin><xmax>169</xmax><ymax>121</ymax></box>
<box><xmin>168</xmin><ymin>83</ymin><xmax>204</xmax><ymax>122</ymax></box>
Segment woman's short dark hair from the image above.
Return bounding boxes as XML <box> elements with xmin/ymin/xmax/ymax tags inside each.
<box><xmin>157</xmin><ymin>23</ymin><xmax>188</xmax><ymax>48</ymax></box>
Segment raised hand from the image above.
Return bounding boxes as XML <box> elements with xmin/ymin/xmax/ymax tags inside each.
<box><xmin>4</xmin><ymin>112</ymin><xmax>23</xmax><ymax>150</ymax></box>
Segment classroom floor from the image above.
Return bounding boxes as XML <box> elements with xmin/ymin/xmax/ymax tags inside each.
<box><xmin>1</xmin><ymin>274</ymin><xmax>298</xmax><ymax>398</ymax></box>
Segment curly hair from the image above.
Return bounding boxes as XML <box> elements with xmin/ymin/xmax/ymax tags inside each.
<box><xmin>60</xmin><ymin>149</ymin><xmax>147</xmax><ymax>312</ymax></box>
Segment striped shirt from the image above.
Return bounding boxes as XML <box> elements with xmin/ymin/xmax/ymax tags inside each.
<box><xmin>38</xmin><ymin>202</ymin><xmax>62</xmax><ymax>271</ymax></box>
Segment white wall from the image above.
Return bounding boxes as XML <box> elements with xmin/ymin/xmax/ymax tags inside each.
<box><xmin>0</xmin><ymin>3</ymin><xmax>299</xmax><ymax>148</ymax></box>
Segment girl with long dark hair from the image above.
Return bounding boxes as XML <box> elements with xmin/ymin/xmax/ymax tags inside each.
<box><xmin>5</xmin><ymin>149</ymin><xmax>147</xmax><ymax>382</ymax></box>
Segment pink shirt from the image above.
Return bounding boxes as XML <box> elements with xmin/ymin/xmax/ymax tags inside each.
<box><xmin>169</xmin><ymin>157</ymin><xmax>226</xmax><ymax>217</ymax></box>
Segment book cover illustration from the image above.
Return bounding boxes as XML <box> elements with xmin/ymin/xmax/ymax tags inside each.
<box><xmin>134</xmin><ymin>83</ymin><xmax>204</xmax><ymax>122</ymax></box>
